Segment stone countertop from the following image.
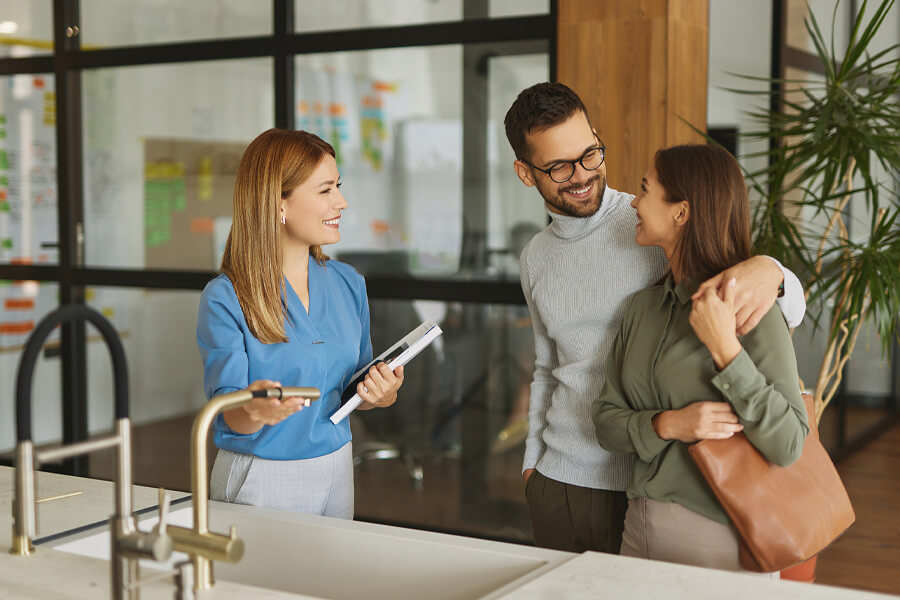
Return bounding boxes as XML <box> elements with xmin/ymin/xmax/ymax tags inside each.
<box><xmin>0</xmin><ymin>550</ymin><xmax>320</xmax><ymax>600</ymax></box>
<box><xmin>0</xmin><ymin>465</ymin><xmax>188</xmax><ymax>549</ymax></box>
<box><xmin>0</xmin><ymin>465</ymin><xmax>322</xmax><ymax>599</ymax></box>
<box><xmin>2</xmin><ymin>466</ymin><xmax>894</xmax><ymax>600</ymax></box>
<box><xmin>497</xmin><ymin>552</ymin><xmax>897</xmax><ymax>600</ymax></box>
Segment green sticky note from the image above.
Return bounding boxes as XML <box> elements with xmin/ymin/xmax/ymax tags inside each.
<box><xmin>171</xmin><ymin>180</ymin><xmax>187</xmax><ymax>211</ymax></box>
<box><xmin>0</xmin><ymin>115</ymin><xmax>6</xmax><ymax>124</ymax></box>
<box><xmin>0</xmin><ymin>176</ymin><xmax>8</xmax><ymax>185</ymax></box>
<box><xmin>0</xmin><ymin>202</ymin><xmax>9</xmax><ymax>213</ymax></box>
<box><xmin>145</xmin><ymin>180</ymin><xmax>168</xmax><ymax>198</ymax></box>
<box><xmin>1</xmin><ymin>238</ymin><xmax>13</xmax><ymax>249</ymax></box>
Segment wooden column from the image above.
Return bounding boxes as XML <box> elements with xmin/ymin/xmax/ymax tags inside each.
<box><xmin>557</xmin><ymin>0</ymin><xmax>709</xmax><ymax>195</ymax></box>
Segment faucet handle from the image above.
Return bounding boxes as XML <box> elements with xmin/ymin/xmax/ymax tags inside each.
<box><xmin>156</xmin><ymin>487</ymin><xmax>171</xmax><ymax>536</ymax></box>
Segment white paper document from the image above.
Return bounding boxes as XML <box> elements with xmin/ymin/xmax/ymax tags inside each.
<box><xmin>329</xmin><ymin>321</ymin><xmax>443</xmax><ymax>424</ymax></box>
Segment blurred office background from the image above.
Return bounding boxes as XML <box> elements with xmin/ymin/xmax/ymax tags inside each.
<box><xmin>0</xmin><ymin>1</ymin><xmax>897</xmax><ymax>593</ymax></box>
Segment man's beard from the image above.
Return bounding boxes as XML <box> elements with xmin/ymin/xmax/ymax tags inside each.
<box><xmin>537</xmin><ymin>173</ymin><xmax>607</xmax><ymax>218</ymax></box>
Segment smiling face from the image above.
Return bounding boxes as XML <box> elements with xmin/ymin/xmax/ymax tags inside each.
<box><xmin>280</xmin><ymin>154</ymin><xmax>347</xmax><ymax>249</ymax></box>
<box><xmin>631</xmin><ymin>163</ymin><xmax>687</xmax><ymax>257</ymax></box>
<box><xmin>513</xmin><ymin>111</ymin><xmax>607</xmax><ymax>218</ymax></box>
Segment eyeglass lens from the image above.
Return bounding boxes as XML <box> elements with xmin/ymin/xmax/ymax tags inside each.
<box><xmin>548</xmin><ymin>148</ymin><xmax>604</xmax><ymax>183</ymax></box>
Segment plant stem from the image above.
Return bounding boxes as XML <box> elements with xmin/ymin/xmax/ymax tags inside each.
<box><xmin>819</xmin><ymin>316</ymin><xmax>866</xmax><ymax>423</ymax></box>
<box><xmin>813</xmin><ymin>159</ymin><xmax>857</xmax><ymax>281</ymax></box>
<box><xmin>813</xmin><ymin>205</ymin><xmax>885</xmax><ymax>424</ymax></box>
<box><xmin>814</xmin><ymin>271</ymin><xmax>855</xmax><ymax>419</ymax></box>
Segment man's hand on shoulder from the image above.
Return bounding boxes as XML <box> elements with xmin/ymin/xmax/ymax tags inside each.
<box><xmin>693</xmin><ymin>256</ymin><xmax>783</xmax><ymax>336</ymax></box>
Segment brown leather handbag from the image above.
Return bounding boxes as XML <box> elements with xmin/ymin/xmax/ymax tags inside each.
<box><xmin>688</xmin><ymin>394</ymin><xmax>855</xmax><ymax>572</ymax></box>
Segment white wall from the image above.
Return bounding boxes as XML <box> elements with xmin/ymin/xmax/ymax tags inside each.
<box><xmin>708</xmin><ymin>0</ymin><xmax>772</xmax><ymax>178</ymax></box>
<box><xmin>0</xmin><ymin>1</ymin><xmax>53</xmax><ymax>58</ymax></box>
<box><xmin>79</xmin><ymin>0</ymin><xmax>270</xmax><ymax>46</ymax></box>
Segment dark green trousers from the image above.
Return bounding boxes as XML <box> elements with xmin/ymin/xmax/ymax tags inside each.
<box><xmin>525</xmin><ymin>469</ymin><xmax>628</xmax><ymax>553</ymax></box>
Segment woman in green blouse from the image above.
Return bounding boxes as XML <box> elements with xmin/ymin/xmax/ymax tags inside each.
<box><xmin>591</xmin><ymin>144</ymin><xmax>808</xmax><ymax>573</ymax></box>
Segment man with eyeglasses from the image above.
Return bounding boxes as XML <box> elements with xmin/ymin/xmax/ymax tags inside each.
<box><xmin>504</xmin><ymin>82</ymin><xmax>806</xmax><ymax>554</ymax></box>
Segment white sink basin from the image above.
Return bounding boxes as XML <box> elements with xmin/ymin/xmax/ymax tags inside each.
<box><xmin>47</xmin><ymin>500</ymin><xmax>571</xmax><ymax>600</ymax></box>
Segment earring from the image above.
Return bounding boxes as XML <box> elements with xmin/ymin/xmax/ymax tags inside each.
<box><xmin>281</xmin><ymin>213</ymin><xmax>286</xmax><ymax>225</ymax></box>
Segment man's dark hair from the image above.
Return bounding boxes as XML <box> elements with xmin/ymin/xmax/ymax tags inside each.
<box><xmin>504</xmin><ymin>82</ymin><xmax>589</xmax><ymax>161</ymax></box>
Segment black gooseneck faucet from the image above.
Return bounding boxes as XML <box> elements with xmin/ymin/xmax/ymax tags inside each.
<box><xmin>11</xmin><ymin>304</ymin><xmax>172</xmax><ymax>600</ymax></box>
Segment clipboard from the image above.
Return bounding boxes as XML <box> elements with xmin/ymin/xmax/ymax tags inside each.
<box><xmin>329</xmin><ymin>321</ymin><xmax>443</xmax><ymax>424</ymax></box>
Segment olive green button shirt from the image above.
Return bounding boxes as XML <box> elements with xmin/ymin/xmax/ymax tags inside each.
<box><xmin>591</xmin><ymin>274</ymin><xmax>809</xmax><ymax>525</ymax></box>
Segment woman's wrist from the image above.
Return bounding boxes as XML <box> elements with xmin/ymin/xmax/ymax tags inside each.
<box><xmin>652</xmin><ymin>411</ymin><xmax>671</xmax><ymax>440</ymax></box>
<box><xmin>222</xmin><ymin>406</ymin><xmax>263</xmax><ymax>434</ymax></box>
<box><xmin>709</xmin><ymin>337</ymin><xmax>742</xmax><ymax>370</ymax></box>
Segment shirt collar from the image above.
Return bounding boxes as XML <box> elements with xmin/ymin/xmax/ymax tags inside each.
<box><xmin>661</xmin><ymin>272</ymin><xmax>699</xmax><ymax>307</ymax></box>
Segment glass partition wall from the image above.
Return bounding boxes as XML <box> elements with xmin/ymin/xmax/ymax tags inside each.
<box><xmin>0</xmin><ymin>0</ymin><xmax>554</xmax><ymax>542</ymax></box>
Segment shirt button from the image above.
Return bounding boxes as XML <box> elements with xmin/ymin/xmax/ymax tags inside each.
<box><xmin>723</xmin><ymin>383</ymin><xmax>730</xmax><ymax>390</ymax></box>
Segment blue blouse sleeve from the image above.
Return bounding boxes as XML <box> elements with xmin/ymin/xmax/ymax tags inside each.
<box><xmin>196</xmin><ymin>277</ymin><xmax>249</xmax><ymax>400</ymax></box>
<box><xmin>356</xmin><ymin>275</ymin><xmax>374</xmax><ymax>372</ymax></box>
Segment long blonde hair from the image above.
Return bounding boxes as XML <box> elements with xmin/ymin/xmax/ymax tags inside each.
<box><xmin>221</xmin><ymin>128</ymin><xmax>334</xmax><ymax>344</ymax></box>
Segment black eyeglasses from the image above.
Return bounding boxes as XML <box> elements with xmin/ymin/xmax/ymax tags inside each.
<box><xmin>522</xmin><ymin>143</ymin><xmax>606</xmax><ymax>184</ymax></box>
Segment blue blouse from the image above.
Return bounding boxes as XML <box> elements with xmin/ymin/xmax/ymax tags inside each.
<box><xmin>196</xmin><ymin>257</ymin><xmax>373</xmax><ymax>460</ymax></box>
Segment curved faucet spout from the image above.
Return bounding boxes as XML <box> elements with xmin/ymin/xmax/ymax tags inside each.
<box><xmin>190</xmin><ymin>386</ymin><xmax>320</xmax><ymax>534</ymax></box>
<box><xmin>172</xmin><ymin>385</ymin><xmax>320</xmax><ymax>590</ymax></box>
<box><xmin>16</xmin><ymin>304</ymin><xmax>129</xmax><ymax>443</ymax></box>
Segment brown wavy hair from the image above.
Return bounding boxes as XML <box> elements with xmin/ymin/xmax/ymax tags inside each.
<box><xmin>654</xmin><ymin>144</ymin><xmax>751</xmax><ymax>283</ymax></box>
<box><xmin>221</xmin><ymin>128</ymin><xmax>334</xmax><ymax>344</ymax></box>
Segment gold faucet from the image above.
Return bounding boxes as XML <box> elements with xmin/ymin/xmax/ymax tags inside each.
<box><xmin>167</xmin><ymin>386</ymin><xmax>320</xmax><ymax>591</ymax></box>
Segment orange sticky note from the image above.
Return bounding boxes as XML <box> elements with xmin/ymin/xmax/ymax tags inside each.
<box><xmin>190</xmin><ymin>217</ymin><xmax>214</xmax><ymax>234</ymax></box>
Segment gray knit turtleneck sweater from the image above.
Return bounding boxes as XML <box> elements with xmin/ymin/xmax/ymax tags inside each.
<box><xmin>519</xmin><ymin>186</ymin><xmax>667</xmax><ymax>491</ymax></box>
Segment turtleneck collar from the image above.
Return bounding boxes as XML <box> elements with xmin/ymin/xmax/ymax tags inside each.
<box><xmin>548</xmin><ymin>185</ymin><xmax>620</xmax><ymax>240</ymax></box>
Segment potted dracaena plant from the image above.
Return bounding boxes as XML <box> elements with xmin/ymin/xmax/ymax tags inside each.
<box><xmin>728</xmin><ymin>0</ymin><xmax>900</xmax><ymax>425</ymax></box>
<box><xmin>714</xmin><ymin>0</ymin><xmax>900</xmax><ymax>582</ymax></box>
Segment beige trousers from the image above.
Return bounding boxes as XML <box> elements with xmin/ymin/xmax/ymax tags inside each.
<box><xmin>620</xmin><ymin>497</ymin><xmax>779</xmax><ymax>577</ymax></box>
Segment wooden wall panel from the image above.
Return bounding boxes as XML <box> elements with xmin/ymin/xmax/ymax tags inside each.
<box><xmin>557</xmin><ymin>0</ymin><xmax>709</xmax><ymax>195</ymax></box>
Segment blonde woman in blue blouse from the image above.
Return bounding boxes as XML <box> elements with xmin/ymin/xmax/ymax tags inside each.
<box><xmin>197</xmin><ymin>129</ymin><xmax>404</xmax><ymax>518</ymax></box>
